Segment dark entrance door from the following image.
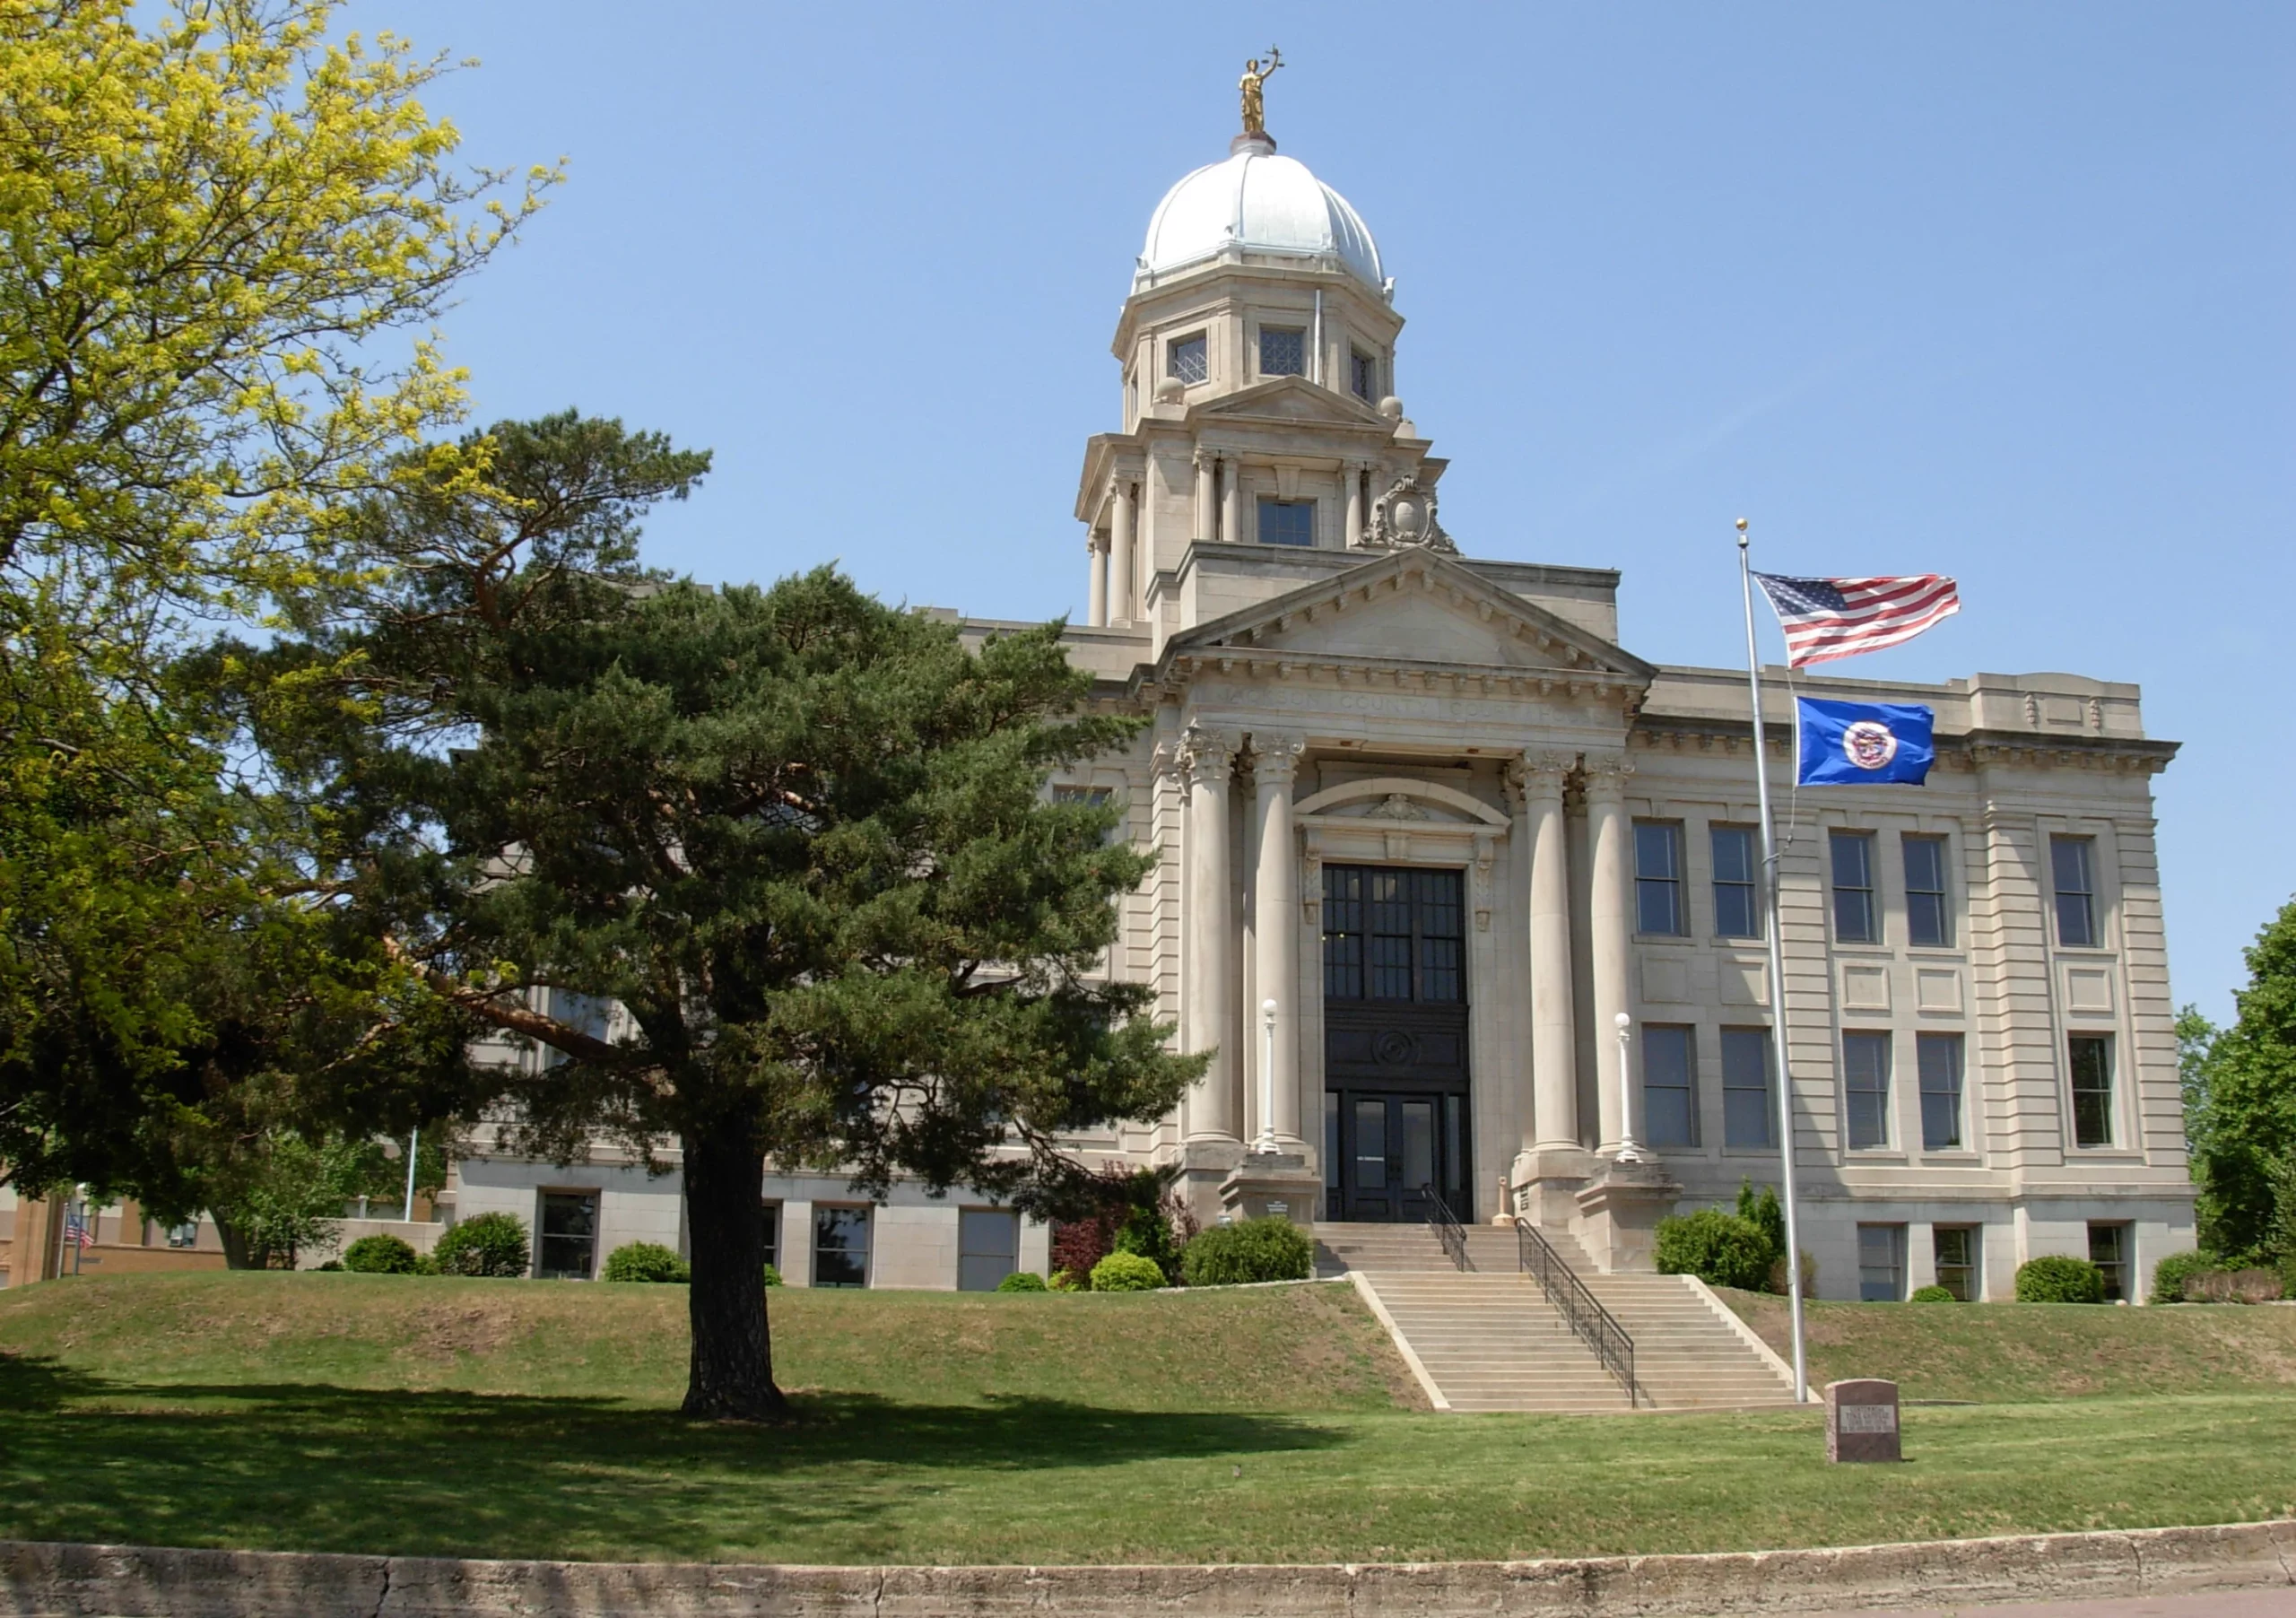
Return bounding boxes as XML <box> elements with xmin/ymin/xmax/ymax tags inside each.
<box><xmin>1321</xmin><ymin>865</ymin><xmax>1471</xmax><ymax>1222</ymax></box>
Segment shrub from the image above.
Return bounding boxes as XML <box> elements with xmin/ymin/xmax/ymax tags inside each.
<box><xmin>314</xmin><ymin>1259</ymin><xmax>344</xmax><ymax>1271</ymax></box>
<box><xmin>1048</xmin><ymin>1268</ymin><xmax>1080</xmax><ymax>1292</ymax></box>
<box><xmin>1089</xmin><ymin>1250</ymin><xmax>1166</xmax><ymax>1292</ymax></box>
<box><xmin>1909</xmin><ymin>1284</ymin><xmax>1956</xmax><ymax>1302</ymax></box>
<box><xmin>1736</xmin><ymin>1181</ymin><xmax>1787</xmax><ymax>1264</ymax></box>
<box><xmin>602</xmin><ymin>1241</ymin><xmax>690</xmax><ymax>1283</ymax></box>
<box><xmin>995</xmin><ymin>1270</ymin><xmax>1048</xmax><ymax>1292</ymax></box>
<box><xmin>1113</xmin><ymin>1205</ymin><xmax>1182</xmax><ymax>1283</ymax></box>
<box><xmin>2187</xmin><ymin>1267</ymin><xmax>2283</xmax><ymax>1304</ymax></box>
<box><xmin>1180</xmin><ymin>1216</ymin><xmax>1314</xmax><ymax>1286</ymax></box>
<box><xmin>2015</xmin><ymin>1254</ymin><xmax>2107</xmax><ymax>1303</ymax></box>
<box><xmin>430</xmin><ymin>1212</ymin><xmax>530</xmax><ymax>1277</ymax></box>
<box><xmin>762</xmin><ymin>1262</ymin><xmax>783</xmax><ymax>1287</ymax></box>
<box><xmin>341</xmin><ymin>1233</ymin><xmax>423</xmax><ymax>1274</ymax></box>
<box><xmin>1653</xmin><ymin>1209</ymin><xmax>1774</xmax><ymax>1292</ymax></box>
<box><xmin>2151</xmin><ymin>1249</ymin><xmax>2214</xmax><ymax>1304</ymax></box>
<box><xmin>1768</xmin><ymin>1249</ymin><xmax>1820</xmax><ymax>1298</ymax></box>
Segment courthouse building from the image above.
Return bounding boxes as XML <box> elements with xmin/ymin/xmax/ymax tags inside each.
<box><xmin>454</xmin><ymin>108</ymin><xmax>2196</xmax><ymax>1305</ymax></box>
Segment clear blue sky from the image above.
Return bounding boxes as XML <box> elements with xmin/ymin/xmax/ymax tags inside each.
<box><xmin>370</xmin><ymin>1</ymin><xmax>2292</xmax><ymax>1022</ymax></box>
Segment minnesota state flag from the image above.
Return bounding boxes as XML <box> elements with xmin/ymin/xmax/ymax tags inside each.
<box><xmin>1796</xmin><ymin>698</ymin><xmax>1935</xmax><ymax>787</ymax></box>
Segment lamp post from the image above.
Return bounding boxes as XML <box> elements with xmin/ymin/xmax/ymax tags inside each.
<box><xmin>1613</xmin><ymin>1010</ymin><xmax>1648</xmax><ymax>1164</ymax></box>
<box><xmin>1254</xmin><ymin>998</ymin><xmax>1281</xmax><ymax>1154</ymax></box>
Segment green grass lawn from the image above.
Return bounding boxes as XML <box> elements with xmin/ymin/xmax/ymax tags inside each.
<box><xmin>4</xmin><ymin>1273</ymin><xmax>2296</xmax><ymax>1565</ymax></box>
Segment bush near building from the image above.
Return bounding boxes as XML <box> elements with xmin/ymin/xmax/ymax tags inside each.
<box><xmin>1180</xmin><ymin>1218</ymin><xmax>1313</xmax><ymax>1287</ymax></box>
<box><xmin>1909</xmin><ymin>1285</ymin><xmax>1956</xmax><ymax>1303</ymax></box>
<box><xmin>2015</xmin><ymin>1255</ymin><xmax>2108</xmax><ymax>1302</ymax></box>
<box><xmin>1653</xmin><ymin>1208</ymin><xmax>1773</xmax><ymax>1292</ymax></box>
<box><xmin>602</xmin><ymin>1243</ymin><xmax>690</xmax><ymax>1283</ymax></box>
<box><xmin>340</xmin><ymin>1235</ymin><xmax>424</xmax><ymax>1274</ymax></box>
<box><xmin>432</xmin><ymin>1214</ymin><xmax>530</xmax><ymax>1278</ymax></box>
<box><xmin>1089</xmin><ymin>1251</ymin><xmax>1165</xmax><ymax>1292</ymax></box>
<box><xmin>995</xmin><ymin>1271</ymin><xmax>1048</xmax><ymax>1292</ymax></box>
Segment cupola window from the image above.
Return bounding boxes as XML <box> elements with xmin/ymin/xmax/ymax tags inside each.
<box><xmin>1258</xmin><ymin>326</ymin><xmax>1306</xmax><ymax>378</ymax></box>
<box><xmin>1168</xmin><ymin>333</ymin><xmax>1208</xmax><ymax>386</ymax></box>
<box><xmin>1350</xmin><ymin>348</ymin><xmax>1378</xmax><ymax>401</ymax></box>
<box><xmin>1257</xmin><ymin>496</ymin><xmax>1315</xmax><ymax>546</ymax></box>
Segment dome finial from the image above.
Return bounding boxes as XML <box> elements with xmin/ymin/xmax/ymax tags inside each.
<box><xmin>1239</xmin><ymin>47</ymin><xmax>1283</xmax><ymax>138</ymax></box>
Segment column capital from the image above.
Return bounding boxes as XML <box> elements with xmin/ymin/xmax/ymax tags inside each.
<box><xmin>1248</xmin><ymin>730</ymin><xmax>1306</xmax><ymax>785</ymax></box>
<box><xmin>1512</xmin><ymin>749</ymin><xmax>1575</xmax><ymax>796</ymax></box>
<box><xmin>1178</xmin><ymin>724</ymin><xmax>1240</xmax><ymax>787</ymax></box>
<box><xmin>1085</xmin><ymin>530</ymin><xmax>1109</xmax><ymax>556</ymax></box>
<box><xmin>1581</xmin><ymin>752</ymin><xmax>1635</xmax><ymax>801</ymax></box>
<box><xmin>1192</xmin><ymin>444</ymin><xmax>1213</xmax><ymax>470</ymax></box>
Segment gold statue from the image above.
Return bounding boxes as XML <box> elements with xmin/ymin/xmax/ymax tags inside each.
<box><xmin>1239</xmin><ymin>47</ymin><xmax>1283</xmax><ymax>135</ymax></box>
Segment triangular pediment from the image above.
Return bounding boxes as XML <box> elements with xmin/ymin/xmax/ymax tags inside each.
<box><xmin>1190</xmin><ymin>375</ymin><xmax>1387</xmax><ymax>429</ymax></box>
<box><xmin>1168</xmin><ymin>549</ymin><xmax>1656</xmax><ymax>682</ymax></box>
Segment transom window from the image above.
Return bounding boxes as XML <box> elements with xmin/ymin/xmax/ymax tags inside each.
<box><xmin>1844</xmin><ymin>1031</ymin><xmax>1892</xmax><ymax>1149</ymax></box>
<box><xmin>1642</xmin><ymin>1024</ymin><xmax>1697</xmax><ymax>1148</ymax></box>
<box><xmin>1322</xmin><ymin>866</ymin><xmax>1464</xmax><ymax>1004</ymax></box>
<box><xmin>1350</xmin><ymin>348</ymin><xmax>1378</xmax><ymax>401</ymax></box>
<box><xmin>1918</xmin><ymin>1031</ymin><xmax>1965</xmax><ymax>1150</ymax></box>
<box><xmin>2052</xmin><ymin>835</ymin><xmax>2099</xmax><ymax>948</ymax></box>
<box><xmin>1710</xmin><ymin>825</ymin><xmax>1761</xmax><ymax>938</ymax></box>
<box><xmin>2069</xmin><ymin>1033</ymin><xmax>2114</xmax><ymax>1147</ymax></box>
<box><xmin>1258</xmin><ymin>326</ymin><xmax>1306</xmax><ymax>376</ymax></box>
<box><xmin>1721</xmin><ymin>1027</ymin><xmax>1776</xmax><ymax>1148</ymax></box>
<box><xmin>1634</xmin><ymin>822</ymin><xmax>1686</xmax><ymax>935</ymax></box>
<box><xmin>1831</xmin><ymin>831</ymin><xmax>1879</xmax><ymax>944</ymax></box>
<box><xmin>1903</xmin><ymin>834</ymin><xmax>1952</xmax><ymax>947</ymax></box>
<box><xmin>1168</xmin><ymin>333</ymin><xmax>1208</xmax><ymax>385</ymax></box>
<box><xmin>1257</xmin><ymin>496</ymin><xmax>1315</xmax><ymax>546</ymax></box>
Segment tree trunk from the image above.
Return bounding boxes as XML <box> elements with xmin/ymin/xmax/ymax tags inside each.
<box><xmin>679</xmin><ymin>1121</ymin><xmax>787</xmax><ymax>1421</ymax></box>
<box><xmin>212</xmin><ymin>1212</ymin><xmax>260</xmax><ymax>1271</ymax></box>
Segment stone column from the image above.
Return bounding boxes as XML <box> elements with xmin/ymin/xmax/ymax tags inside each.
<box><xmin>1344</xmin><ymin>464</ymin><xmax>1365</xmax><ymax>548</ymax></box>
<box><xmin>1085</xmin><ymin>534</ymin><xmax>1109</xmax><ymax>628</ymax></box>
<box><xmin>1183</xmin><ymin>726</ymin><xmax>1240</xmax><ymax>1142</ymax></box>
<box><xmin>1222</xmin><ymin>456</ymin><xmax>1243</xmax><ymax>545</ymax></box>
<box><xmin>1522</xmin><ymin>752</ymin><xmax>1579</xmax><ymax>1153</ymax></box>
<box><xmin>1584</xmin><ymin>753</ymin><xmax>1636</xmax><ymax>1153</ymax></box>
<box><xmin>1108</xmin><ymin>478</ymin><xmax>1135</xmax><ymax>625</ymax></box>
<box><xmin>1193</xmin><ymin>448</ymin><xmax>1214</xmax><ymax>544</ymax></box>
<box><xmin>1250</xmin><ymin>732</ymin><xmax>1306</xmax><ymax>1146</ymax></box>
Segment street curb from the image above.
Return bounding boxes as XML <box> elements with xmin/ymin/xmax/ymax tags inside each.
<box><xmin>4</xmin><ymin>1519</ymin><xmax>2294</xmax><ymax>1616</ymax></box>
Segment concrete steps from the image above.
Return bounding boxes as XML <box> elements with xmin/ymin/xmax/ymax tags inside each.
<box><xmin>1318</xmin><ymin>1221</ymin><xmax>1796</xmax><ymax>1414</ymax></box>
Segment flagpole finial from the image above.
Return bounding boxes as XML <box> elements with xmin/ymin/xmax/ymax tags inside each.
<box><xmin>1735</xmin><ymin>517</ymin><xmax>1748</xmax><ymax>532</ymax></box>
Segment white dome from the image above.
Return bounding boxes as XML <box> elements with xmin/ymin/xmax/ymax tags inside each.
<box><xmin>1137</xmin><ymin>136</ymin><xmax>1385</xmax><ymax>292</ymax></box>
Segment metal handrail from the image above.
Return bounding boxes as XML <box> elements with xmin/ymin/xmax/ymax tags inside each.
<box><xmin>1422</xmin><ymin>1184</ymin><xmax>1469</xmax><ymax>1271</ymax></box>
<box><xmin>1515</xmin><ymin>1217</ymin><xmax>1640</xmax><ymax>1406</ymax></box>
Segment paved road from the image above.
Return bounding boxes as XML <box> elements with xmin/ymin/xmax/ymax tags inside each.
<box><xmin>1806</xmin><ymin>1590</ymin><xmax>2296</xmax><ymax>1617</ymax></box>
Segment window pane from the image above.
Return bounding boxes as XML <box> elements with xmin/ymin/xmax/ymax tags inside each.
<box><xmin>2069</xmin><ymin>1034</ymin><xmax>2114</xmax><ymax>1147</ymax></box>
<box><xmin>1351</xmin><ymin>349</ymin><xmax>1377</xmax><ymax>400</ymax></box>
<box><xmin>1354</xmin><ymin>1100</ymin><xmax>1387</xmax><ymax>1189</ymax></box>
<box><xmin>1858</xmin><ymin>1223</ymin><xmax>1906</xmax><ymax>1301</ymax></box>
<box><xmin>2052</xmin><ymin>836</ymin><xmax>2097</xmax><ymax>948</ymax></box>
<box><xmin>813</xmin><ymin>1206</ymin><xmax>871</xmax><ymax>1289</ymax></box>
<box><xmin>1399</xmin><ymin>1100</ymin><xmax>1435</xmax><ymax>1193</ymax></box>
<box><xmin>1844</xmin><ymin>1032</ymin><xmax>1892</xmax><ymax>1149</ymax></box>
<box><xmin>1711</xmin><ymin>826</ymin><xmax>1761</xmax><ymax>938</ymax></box>
<box><xmin>1934</xmin><ymin>1226</ymin><xmax>1976</xmax><ymax>1300</ymax></box>
<box><xmin>1257</xmin><ymin>497</ymin><xmax>1315</xmax><ymax>546</ymax></box>
<box><xmin>1903</xmin><ymin>835</ymin><xmax>1952</xmax><ymax>947</ymax></box>
<box><xmin>1831</xmin><ymin>831</ymin><xmax>1877</xmax><ymax>943</ymax></box>
<box><xmin>1642</xmin><ymin>1025</ymin><xmax>1697</xmax><ymax>1148</ymax></box>
<box><xmin>761</xmin><ymin>1203</ymin><xmax>780</xmax><ymax>1271</ymax></box>
<box><xmin>1917</xmin><ymin>1032</ymin><xmax>1965</xmax><ymax>1150</ymax></box>
<box><xmin>1322</xmin><ymin>866</ymin><xmax>1363</xmax><ymax>1000</ymax></box>
<box><xmin>1324</xmin><ymin>1092</ymin><xmax>1340</xmax><ymax>1199</ymax></box>
<box><xmin>958</xmin><ymin>1210</ymin><xmax>1019</xmax><ymax>1292</ymax></box>
<box><xmin>1169</xmin><ymin>335</ymin><xmax>1207</xmax><ymax>384</ymax></box>
<box><xmin>1635</xmin><ymin>822</ymin><xmax>1683</xmax><ymax>935</ymax></box>
<box><xmin>1721</xmin><ymin>1028</ymin><xmax>1775</xmax><ymax>1148</ymax></box>
<box><xmin>2088</xmin><ymin>1222</ymin><xmax>2128</xmax><ymax>1300</ymax></box>
<box><xmin>1416</xmin><ymin>869</ymin><xmax>1464</xmax><ymax>1003</ymax></box>
<box><xmin>1259</xmin><ymin>326</ymin><xmax>1306</xmax><ymax>376</ymax></box>
<box><xmin>538</xmin><ymin>1192</ymin><xmax>597</xmax><ymax>1280</ymax></box>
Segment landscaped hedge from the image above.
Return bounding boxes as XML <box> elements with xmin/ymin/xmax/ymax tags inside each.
<box><xmin>1179</xmin><ymin>1217</ymin><xmax>1313</xmax><ymax>1287</ymax></box>
<box><xmin>2152</xmin><ymin>1250</ymin><xmax>2213</xmax><ymax>1303</ymax></box>
<box><xmin>1089</xmin><ymin>1251</ymin><xmax>1166</xmax><ymax>1292</ymax></box>
<box><xmin>602</xmin><ymin>1241</ymin><xmax>690</xmax><ymax>1283</ymax></box>
<box><xmin>1653</xmin><ymin>1209</ymin><xmax>1773</xmax><ymax>1292</ymax></box>
<box><xmin>995</xmin><ymin>1270</ymin><xmax>1048</xmax><ymax>1292</ymax></box>
<box><xmin>2015</xmin><ymin>1254</ymin><xmax>2107</xmax><ymax>1303</ymax></box>
<box><xmin>1909</xmin><ymin>1284</ymin><xmax>1956</xmax><ymax>1303</ymax></box>
<box><xmin>431</xmin><ymin>1213</ymin><xmax>530</xmax><ymax>1278</ymax></box>
<box><xmin>341</xmin><ymin>1234</ymin><xmax>423</xmax><ymax>1274</ymax></box>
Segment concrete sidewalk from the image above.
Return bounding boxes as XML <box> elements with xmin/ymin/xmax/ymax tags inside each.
<box><xmin>1813</xmin><ymin>1591</ymin><xmax>2296</xmax><ymax>1617</ymax></box>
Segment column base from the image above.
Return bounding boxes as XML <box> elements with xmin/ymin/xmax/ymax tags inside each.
<box><xmin>1571</xmin><ymin>1159</ymin><xmax>1683</xmax><ymax>1274</ymax></box>
<box><xmin>1508</xmin><ymin>1145</ymin><xmax>1602</xmax><ymax>1228</ymax></box>
<box><xmin>1217</xmin><ymin>1152</ymin><xmax>1323</xmax><ymax>1227</ymax></box>
<box><xmin>1174</xmin><ymin>1137</ymin><xmax>1247</xmax><ymax>1229</ymax></box>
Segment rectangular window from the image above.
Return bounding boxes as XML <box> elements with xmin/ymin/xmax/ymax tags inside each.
<box><xmin>1642</xmin><ymin>1024</ymin><xmax>1697</xmax><ymax>1148</ymax></box>
<box><xmin>1844</xmin><ymin>1031</ymin><xmax>1892</xmax><ymax>1149</ymax></box>
<box><xmin>1168</xmin><ymin>333</ymin><xmax>1207</xmax><ymax>385</ymax></box>
<box><xmin>1710</xmin><ymin>825</ymin><xmax>1761</xmax><ymax>939</ymax></box>
<box><xmin>1903</xmin><ymin>834</ymin><xmax>1952</xmax><ymax>947</ymax></box>
<box><xmin>958</xmin><ymin>1209</ymin><xmax>1019</xmax><ymax>1292</ymax></box>
<box><xmin>1917</xmin><ymin>1032</ymin><xmax>1966</xmax><ymax>1150</ymax></box>
<box><xmin>1933</xmin><ymin>1226</ymin><xmax>1979</xmax><ymax>1301</ymax></box>
<box><xmin>1257</xmin><ymin>496</ymin><xmax>1316</xmax><ymax>546</ymax></box>
<box><xmin>1258</xmin><ymin>326</ymin><xmax>1306</xmax><ymax>376</ymax></box>
<box><xmin>1831</xmin><ymin>831</ymin><xmax>1878</xmax><ymax>943</ymax></box>
<box><xmin>1858</xmin><ymin>1223</ymin><xmax>1907</xmax><ymax>1301</ymax></box>
<box><xmin>537</xmin><ymin>1191</ymin><xmax>599</xmax><ymax>1281</ymax></box>
<box><xmin>1324</xmin><ymin>1092</ymin><xmax>1341</xmax><ymax>1219</ymax></box>
<box><xmin>2069</xmin><ymin>1033</ymin><xmax>2115</xmax><ymax>1147</ymax></box>
<box><xmin>2088</xmin><ymin>1222</ymin><xmax>2129</xmax><ymax>1301</ymax></box>
<box><xmin>1321</xmin><ymin>866</ymin><xmax>1464</xmax><ymax>1004</ymax></box>
<box><xmin>761</xmin><ymin>1202</ymin><xmax>781</xmax><ymax>1275</ymax></box>
<box><xmin>813</xmin><ymin>1205</ymin><xmax>872</xmax><ymax>1288</ymax></box>
<box><xmin>1350</xmin><ymin>348</ymin><xmax>1378</xmax><ymax>401</ymax></box>
<box><xmin>1721</xmin><ymin>1027</ymin><xmax>1776</xmax><ymax>1148</ymax></box>
<box><xmin>1634</xmin><ymin>822</ymin><xmax>1685</xmax><ymax>935</ymax></box>
<box><xmin>2052</xmin><ymin>835</ymin><xmax>2099</xmax><ymax>947</ymax></box>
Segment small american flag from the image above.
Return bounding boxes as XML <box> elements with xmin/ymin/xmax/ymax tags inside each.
<box><xmin>1753</xmin><ymin>573</ymin><xmax>1961</xmax><ymax>668</ymax></box>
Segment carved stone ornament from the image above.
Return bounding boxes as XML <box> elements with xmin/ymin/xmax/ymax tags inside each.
<box><xmin>1362</xmin><ymin>472</ymin><xmax>1456</xmax><ymax>554</ymax></box>
<box><xmin>1364</xmin><ymin>792</ymin><xmax>1430</xmax><ymax>822</ymax></box>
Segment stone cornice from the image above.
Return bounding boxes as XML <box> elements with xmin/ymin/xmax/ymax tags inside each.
<box><xmin>1627</xmin><ymin>714</ymin><xmax>2179</xmax><ymax>775</ymax></box>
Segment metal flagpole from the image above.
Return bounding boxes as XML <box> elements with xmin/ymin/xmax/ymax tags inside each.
<box><xmin>404</xmin><ymin>1127</ymin><xmax>420</xmax><ymax>1223</ymax></box>
<box><xmin>1736</xmin><ymin>518</ymin><xmax>1809</xmax><ymax>1405</ymax></box>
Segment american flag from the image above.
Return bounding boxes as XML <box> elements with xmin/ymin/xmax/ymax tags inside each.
<box><xmin>1753</xmin><ymin>573</ymin><xmax>1961</xmax><ymax>668</ymax></box>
